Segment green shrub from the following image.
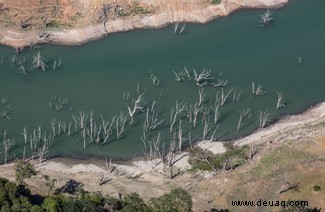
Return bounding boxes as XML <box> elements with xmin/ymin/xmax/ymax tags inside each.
<box><xmin>14</xmin><ymin>160</ymin><xmax>36</xmax><ymax>185</ymax></box>
<box><xmin>212</xmin><ymin>0</ymin><xmax>221</xmax><ymax>4</ymax></box>
<box><xmin>313</xmin><ymin>185</ymin><xmax>321</xmax><ymax>191</ymax></box>
<box><xmin>149</xmin><ymin>188</ymin><xmax>192</xmax><ymax>212</ymax></box>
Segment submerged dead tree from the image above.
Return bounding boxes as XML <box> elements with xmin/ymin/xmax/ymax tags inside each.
<box><xmin>31</xmin><ymin>51</ymin><xmax>47</xmax><ymax>71</ymax></box>
<box><xmin>260</xmin><ymin>10</ymin><xmax>274</xmax><ymax>26</ymax></box>
<box><xmin>258</xmin><ymin>110</ymin><xmax>271</xmax><ymax>129</ymax></box>
<box><xmin>2</xmin><ymin>131</ymin><xmax>14</xmax><ymax>164</ymax></box>
<box><xmin>193</xmin><ymin>68</ymin><xmax>214</xmax><ymax>87</ymax></box>
<box><xmin>276</xmin><ymin>91</ymin><xmax>285</xmax><ymax>110</ymax></box>
<box><xmin>173</xmin><ymin>67</ymin><xmax>191</xmax><ymax>82</ymax></box>
<box><xmin>115</xmin><ymin>112</ymin><xmax>128</xmax><ymax>139</ymax></box>
<box><xmin>125</xmin><ymin>92</ymin><xmax>145</xmax><ymax>124</ymax></box>
<box><xmin>252</xmin><ymin>82</ymin><xmax>267</xmax><ymax>96</ymax></box>
<box><xmin>149</xmin><ymin>71</ymin><xmax>160</xmax><ymax>86</ymax></box>
<box><xmin>170</xmin><ymin>100</ymin><xmax>186</xmax><ymax>133</ymax></box>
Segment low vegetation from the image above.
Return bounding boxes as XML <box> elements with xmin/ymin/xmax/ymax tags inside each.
<box><xmin>0</xmin><ymin>176</ymin><xmax>193</xmax><ymax>211</ymax></box>
<box><xmin>188</xmin><ymin>145</ymin><xmax>250</xmax><ymax>172</ymax></box>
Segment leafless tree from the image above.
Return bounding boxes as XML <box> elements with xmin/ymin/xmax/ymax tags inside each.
<box><xmin>211</xmin><ymin>80</ymin><xmax>228</xmax><ymax>87</ymax></box>
<box><xmin>172</xmin><ymin>67</ymin><xmax>191</xmax><ymax>82</ymax></box>
<box><xmin>232</xmin><ymin>89</ymin><xmax>242</xmax><ymax>103</ymax></box>
<box><xmin>31</xmin><ymin>51</ymin><xmax>47</xmax><ymax>71</ymax></box>
<box><xmin>38</xmin><ymin>31</ymin><xmax>54</xmax><ymax>44</ymax></box>
<box><xmin>211</xmin><ymin>102</ymin><xmax>220</xmax><ymax>124</ymax></box>
<box><xmin>258</xmin><ymin>110</ymin><xmax>271</xmax><ymax>129</ymax></box>
<box><xmin>216</xmin><ymin>88</ymin><xmax>233</xmax><ymax>106</ymax></box>
<box><xmin>236</xmin><ymin>108</ymin><xmax>252</xmax><ymax>132</ymax></box>
<box><xmin>106</xmin><ymin>158</ymin><xmax>116</xmax><ymax>173</ymax></box>
<box><xmin>260</xmin><ymin>9</ymin><xmax>273</xmax><ymax>26</ymax></box>
<box><xmin>179</xmin><ymin>23</ymin><xmax>186</xmax><ymax>35</ymax></box>
<box><xmin>276</xmin><ymin>91</ymin><xmax>285</xmax><ymax>110</ymax></box>
<box><xmin>2</xmin><ymin>131</ymin><xmax>14</xmax><ymax>164</ymax></box>
<box><xmin>248</xmin><ymin>142</ymin><xmax>262</xmax><ymax>159</ymax></box>
<box><xmin>178</xmin><ymin>120</ymin><xmax>183</xmax><ymax>151</ymax></box>
<box><xmin>252</xmin><ymin>82</ymin><xmax>267</xmax><ymax>96</ymax></box>
<box><xmin>101</xmin><ymin>116</ymin><xmax>115</xmax><ymax>145</ymax></box>
<box><xmin>98</xmin><ymin>4</ymin><xmax>111</xmax><ymax>23</ymax></box>
<box><xmin>48</xmin><ymin>95</ymin><xmax>69</xmax><ymax>111</ymax></box>
<box><xmin>144</xmin><ymin>101</ymin><xmax>164</xmax><ymax>133</ymax></box>
<box><xmin>198</xmin><ymin>88</ymin><xmax>206</xmax><ymax>106</ymax></box>
<box><xmin>169</xmin><ymin>100</ymin><xmax>186</xmax><ymax>133</ymax></box>
<box><xmin>72</xmin><ymin>111</ymin><xmax>88</xmax><ymax>132</ymax></box>
<box><xmin>193</xmin><ymin>68</ymin><xmax>214</xmax><ymax>87</ymax></box>
<box><xmin>149</xmin><ymin>71</ymin><xmax>160</xmax><ymax>86</ymax></box>
<box><xmin>115</xmin><ymin>112</ymin><xmax>128</xmax><ymax>139</ymax></box>
<box><xmin>278</xmin><ymin>175</ymin><xmax>300</xmax><ymax>194</ymax></box>
<box><xmin>202</xmin><ymin>110</ymin><xmax>211</xmax><ymax>140</ymax></box>
<box><xmin>192</xmin><ymin>103</ymin><xmax>202</xmax><ymax>127</ymax></box>
<box><xmin>193</xmin><ymin>149</ymin><xmax>217</xmax><ymax>174</ymax></box>
<box><xmin>126</xmin><ymin>92</ymin><xmax>145</xmax><ymax>124</ymax></box>
<box><xmin>174</xmin><ymin>22</ymin><xmax>179</xmax><ymax>35</ymax></box>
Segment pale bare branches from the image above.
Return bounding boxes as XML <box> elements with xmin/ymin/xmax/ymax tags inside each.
<box><xmin>258</xmin><ymin>110</ymin><xmax>271</xmax><ymax>129</ymax></box>
<box><xmin>126</xmin><ymin>92</ymin><xmax>145</xmax><ymax>124</ymax></box>
<box><xmin>169</xmin><ymin>100</ymin><xmax>186</xmax><ymax>133</ymax></box>
<box><xmin>106</xmin><ymin>158</ymin><xmax>116</xmax><ymax>173</ymax></box>
<box><xmin>2</xmin><ymin>130</ymin><xmax>14</xmax><ymax>164</ymax></box>
<box><xmin>149</xmin><ymin>71</ymin><xmax>160</xmax><ymax>86</ymax></box>
<box><xmin>216</xmin><ymin>88</ymin><xmax>233</xmax><ymax>106</ymax></box>
<box><xmin>193</xmin><ymin>68</ymin><xmax>214</xmax><ymax>87</ymax></box>
<box><xmin>144</xmin><ymin>101</ymin><xmax>164</xmax><ymax>132</ymax></box>
<box><xmin>38</xmin><ymin>31</ymin><xmax>54</xmax><ymax>44</ymax></box>
<box><xmin>115</xmin><ymin>112</ymin><xmax>128</xmax><ymax>140</ymax></box>
<box><xmin>278</xmin><ymin>175</ymin><xmax>300</xmax><ymax>194</ymax></box>
<box><xmin>211</xmin><ymin>80</ymin><xmax>228</xmax><ymax>88</ymax></box>
<box><xmin>48</xmin><ymin>95</ymin><xmax>69</xmax><ymax>111</ymax></box>
<box><xmin>237</xmin><ymin>108</ymin><xmax>252</xmax><ymax>132</ymax></box>
<box><xmin>173</xmin><ymin>67</ymin><xmax>191</xmax><ymax>82</ymax></box>
<box><xmin>101</xmin><ymin>116</ymin><xmax>115</xmax><ymax>145</ymax></box>
<box><xmin>174</xmin><ymin>22</ymin><xmax>187</xmax><ymax>35</ymax></box>
<box><xmin>260</xmin><ymin>9</ymin><xmax>274</xmax><ymax>27</ymax></box>
<box><xmin>276</xmin><ymin>91</ymin><xmax>285</xmax><ymax>110</ymax></box>
<box><xmin>252</xmin><ymin>82</ymin><xmax>267</xmax><ymax>96</ymax></box>
<box><xmin>31</xmin><ymin>51</ymin><xmax>47</xmax><ymax>71</ymax></box>
<box><xmin>198</xmin><ymin>88</ymin><xmax>206</xmax><ymax>107</ymax></box>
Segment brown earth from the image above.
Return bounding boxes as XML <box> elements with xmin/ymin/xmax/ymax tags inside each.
<box><xmin>0</xmin><ymin>0</ymin><xmax>288</xmax><ymax>48</ymax></box>
<box><xmin>0</xmin><ymin>115</ymin><xmax>324</xmax><ymax>211</ymax></box>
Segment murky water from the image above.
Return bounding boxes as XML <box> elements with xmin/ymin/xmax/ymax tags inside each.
<box><xmin>0</xmin><ymin>0</ymin><xmax>324</xmax><ymax>163</ymax></box>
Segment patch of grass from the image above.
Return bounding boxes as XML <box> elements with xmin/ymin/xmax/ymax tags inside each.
<box><xmin>119</xmin><ymin>5</ymin><xmax>152</xmax><ymax>17</ymax></box>
<box><xmin>251</xmin><ymin>146</ymin><xmax>309</xmax><ymax>179</ymax></box>
<box><xmin>189</xmin><ymin>145</ymin><xmax>249</xmax><ymax>172</ymax></box>
<box><xmin>313</xmin><ymin>185</ymin><xmax>321</xmax><ymax>191</ymax></box>
<box><xmin>212</xmin><ymin>0</ymin><xmax>221</xmax><ymax>4</ymax></box>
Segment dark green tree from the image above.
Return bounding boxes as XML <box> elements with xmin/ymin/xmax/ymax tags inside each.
<box><xmin>149</xmin><ymin>188</ymin><xmax>192</xmax><ymax>212</ymax></box>
<box><xmin>14</xmin><ymin>160</ymin><xmax>36</xmax><ymax>185</ymax></box>
<box><xmin>122</xmin><ymin>192</ymin><xmax>152</xmax><ymax>212</ymax></box>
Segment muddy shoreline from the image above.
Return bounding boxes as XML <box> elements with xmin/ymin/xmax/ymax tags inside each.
<box><xmin>0</xmin><ymin>0</ymin><xmax>288</xmax><ymax>49</ymax></box>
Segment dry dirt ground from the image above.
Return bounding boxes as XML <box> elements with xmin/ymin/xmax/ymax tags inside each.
<box><xmin>0</xmin><ymin>120</ymin><xmax>324</xmax><ymax>211</ymax></box>
<box><xmin>0</xmin><ymin>0</ymin><xmax>210</xmax><ymax>29</ymax></box>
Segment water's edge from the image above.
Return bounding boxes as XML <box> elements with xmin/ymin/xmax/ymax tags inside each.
<box><xmin>0</xmin><ymin>0</ymin><xmax>288</xmax><ymax>49</ymax></box>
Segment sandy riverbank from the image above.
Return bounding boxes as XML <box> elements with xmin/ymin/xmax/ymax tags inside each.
<box><xmin>0</xmin><ymin>101</ymin><xmax>324</xmax><ymax>210</ymax></box>
<box><xmin>0</xmin><ymin>0</ymin><xmax>289</xmax><ymax>49</ymax></box>
<box><xmin>2</xmin><ymin>101</ymin><xmax>324</xmax><ymax>184</ymax></box>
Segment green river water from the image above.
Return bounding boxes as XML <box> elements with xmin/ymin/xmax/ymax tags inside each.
<box><xmin>0</xmin><ymin>0</ymin><xmax>324</xmax><ymax>163</ymax></box>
